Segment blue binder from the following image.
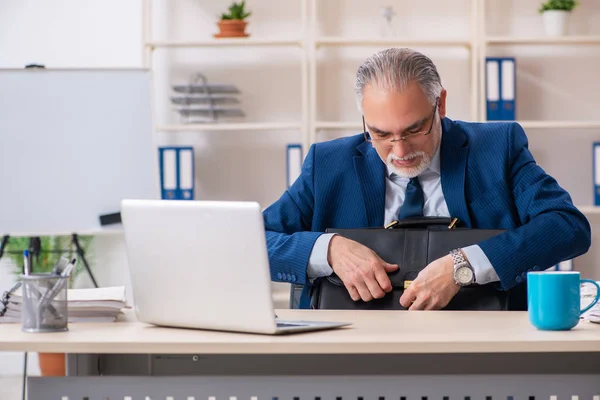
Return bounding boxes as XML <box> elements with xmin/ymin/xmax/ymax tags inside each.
<box><xmin>594</xmin><ymin>142</ymin><xmax>600</xmax><ymax>206</ymax></box>
<box><xmin>177</xmin><ymin>147</ymin><xmax>194</xmax><ymax>200</ymax></box>
<box><xmin>158</xmin><ymin>147</ymin><xmax>177</xmax><ymax>200</ymax></box>
<box><xmin>158</xmin><ymin>146</ymin><xmax>195</xmax><ymax>200</ymax></box>
<box><xmin>286</xmin><ymin>144</ymin><xmax>303</xmax><ymax>188</ymax></box>
<box><xmin>486</xmin><ymin>57</ymin><xmax>516</xmax><ymax>121</ymax></box>
<box><xmin>485</xmin><ymin>58</ymin><xmax>501</xmax><ymax>121</ymax></box>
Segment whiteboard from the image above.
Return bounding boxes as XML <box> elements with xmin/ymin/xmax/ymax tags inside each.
<box><xmin>0</xmin><ymin>69</ymin><xmax>158</xmax><ymax>235</ymax></box>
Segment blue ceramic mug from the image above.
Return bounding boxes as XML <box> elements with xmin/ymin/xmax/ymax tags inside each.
<box><xmin>527</xmin><ymin>271</ymin><xmax>600</xmax><ymax>330</ymax></box>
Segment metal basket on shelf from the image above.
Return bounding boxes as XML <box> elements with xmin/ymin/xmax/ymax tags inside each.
<box><xmin>171</xmin><ymin>73</ymin><xmax>245</xmax><ymax>124</ymax></box>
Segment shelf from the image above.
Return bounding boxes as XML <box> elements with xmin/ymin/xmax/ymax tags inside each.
<box><xmin>316</xmin><ymin>37</ymin><xmax>471</xmax><ymax>47</ymax></box>
<box><xmin>317</xmin><ymin>121</ymin><xmax>600</xmax><ymax>131</ymax></box>
<box><xmin>146</xmin><ymin>39</ymin><xmax>304</xmax><ymax>48</ymax></box>
<box><xmin>156</xmin><ymin>122</ymin><xmax>303</xmax><ymax>132</ymax></box>
<box><xmin>495</xmin><ymin>121</ymin><xmax>600</xmax><ymax>129</ymax></box>
<box><xmin>577</xmin><ymin>206</ymin><xmax>600</xmax><ymax>216</ymax></box>
<box><xmin>315</xmin><ymin>121</ymin><xmax>362</xmax><ymax>130</ymax></box>
<box><xmin>485</xmin><ymin>36</ymin><xmax>600</xmax><ymax>45</ymax></box>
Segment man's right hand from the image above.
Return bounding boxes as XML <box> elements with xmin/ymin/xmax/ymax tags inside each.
<box><xmin>327</xmin><ymin>235</ymin><xmax>398</xmax><ymax>302</ymax></box>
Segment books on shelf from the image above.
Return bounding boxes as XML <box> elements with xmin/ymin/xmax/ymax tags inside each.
<box><xmin>0</xmin><ymin>286</ymin><xmax>130</xmax><ymax>324</ymax></box>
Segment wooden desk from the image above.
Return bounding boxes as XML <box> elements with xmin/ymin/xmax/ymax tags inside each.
<box><xmin>1</xmin><ymin>310</ymin><xmax>600</xmax><ymax>354</ymax></box>
<box><xmin>1</xmin><ymin>310</ymin><xmax>599</xmax><ymax>400</ymax></box>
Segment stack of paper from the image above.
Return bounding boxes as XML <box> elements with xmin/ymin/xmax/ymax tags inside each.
<box><xmin>0</xmin><ymin>286</ymin><xmax>130</xmax><ymax>323</ymax></box>
<box><xmin>581</xmin><ymin>281</ymin><xmax>600</xmax><ymax>323</ymax></box>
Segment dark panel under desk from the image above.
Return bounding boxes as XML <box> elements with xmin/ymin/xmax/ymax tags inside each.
<box><xmin>69</xmin><ymin>353</ymin><xmax>600</xmax><ymax>376</ymax></box>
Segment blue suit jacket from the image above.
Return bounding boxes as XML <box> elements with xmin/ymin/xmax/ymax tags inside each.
<box><xmin>263</xmin><ymin>118</ymin><xmax>591</xmax><ymax>309</ymax></box>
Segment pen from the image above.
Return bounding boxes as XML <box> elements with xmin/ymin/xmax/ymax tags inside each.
<box><xmin>59</xmin><ymin>259</ymin><xmax>77</xmax><ymax>278</ymax></box>
<box><xmin>23</xmin><ymin>250</ymin><xmax>30</xmax><ymax>276</ymax></box>
<box><xmin>38</xmin><ymin>258</ymin><xmax>76</xmax><ymax>311</ymax></box>
<box><xmin>51</xmin><ymin>256</ymin><xmax>71</xmax><ymax>276</ymax></box>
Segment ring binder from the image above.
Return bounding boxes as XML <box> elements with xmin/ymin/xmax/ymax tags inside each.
<box><xmin>159</xmin><ymin>146</ymin><xmax>195</xmax><ymax>200</ymax></box>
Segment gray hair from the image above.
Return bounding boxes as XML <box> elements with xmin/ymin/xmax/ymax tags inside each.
<box><xmin>355</xmin><ymin>48</ymin><xmax>443</xmax><ymax>111</ymax></box>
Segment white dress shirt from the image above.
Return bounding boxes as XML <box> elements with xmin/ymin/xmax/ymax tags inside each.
<box><xmin>306</xmin><ymin>145</ymin><xmax>500</xmax><ymax>284</ymax></box>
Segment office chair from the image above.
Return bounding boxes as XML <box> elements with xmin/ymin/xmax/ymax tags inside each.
<box><xmin>289</xmin><ymin>283</ymin><xmax>303</xmax><ymax>309</ymax></box>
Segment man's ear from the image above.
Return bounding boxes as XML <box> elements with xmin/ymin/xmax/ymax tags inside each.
<box><xmin>438</xmin><ymin>88</ymin><xmax>447</xmax><ymax>119</ymax></box>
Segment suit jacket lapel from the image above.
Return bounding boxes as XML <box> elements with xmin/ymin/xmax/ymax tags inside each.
<box><xmin>354</xmin><ymin>141</ymin><xmax>386</xmax><ymax>227</ymax></box>
<box><xmin>440</xmin><ymin>118</ymin><xmax>472</xmax><ymax>227</ymax></box>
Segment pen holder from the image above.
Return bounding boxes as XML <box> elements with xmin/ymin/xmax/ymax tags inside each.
<box><xmin>21</xmin><ymin>274</ymin><xmax>68</xmax><ymax>333</ymax></box>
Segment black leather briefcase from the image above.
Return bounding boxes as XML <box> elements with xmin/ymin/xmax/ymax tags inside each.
<box><xmin>309</xmin><ymin>217</ymin><xmax>525</xmax><ymax>311</ymax></box>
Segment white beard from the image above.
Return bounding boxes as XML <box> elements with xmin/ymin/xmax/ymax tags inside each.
<box><xmin>386</xmin><ymin>125</ymin><xmax>442</xmax><ymax>178</ymax></box>
<box><xmin>387</xmin><ymin>151</ymin><xmax>432</xmax><ymax>178</ymax></box>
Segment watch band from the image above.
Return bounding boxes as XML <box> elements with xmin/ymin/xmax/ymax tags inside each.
<box><xmin>450</xmin><ymin>249</ymin><xmax>466</xmax><ymax>266</ymax></box>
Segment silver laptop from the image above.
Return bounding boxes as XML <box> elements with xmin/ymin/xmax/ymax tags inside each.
<box><xmin>120</xmin><ymin>199</ymin><xmax>351</xmax><ymax>334</ymax></box>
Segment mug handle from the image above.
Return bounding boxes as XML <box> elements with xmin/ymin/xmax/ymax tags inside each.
<box><xmin>580</xmin><ymin>279</ymin><xmax>600</xmax><ymax>315</ymax></box>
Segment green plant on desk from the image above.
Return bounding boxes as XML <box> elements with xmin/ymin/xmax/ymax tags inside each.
<box><xmin>4</xmin><ymin>235</ymin><xmax>94</xmax><ymax>288</ymax></box>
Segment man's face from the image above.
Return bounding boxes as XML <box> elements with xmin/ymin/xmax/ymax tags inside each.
<box><xmin>362</xmin><ymin>81</ymin><xmax>447</xmax><ymax>178</ymax></box>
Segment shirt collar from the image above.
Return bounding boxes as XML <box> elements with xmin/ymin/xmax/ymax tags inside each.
<box><xmin>385</xmin><ymin>143</ymin><xmax>441</xmax><ymax>178</ymax></box>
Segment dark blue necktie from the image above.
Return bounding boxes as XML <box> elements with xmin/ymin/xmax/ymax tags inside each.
<box><xmin>398</xmin><ymin>177</ymin><xmax>424</xmax><ymax>219</ymax></box>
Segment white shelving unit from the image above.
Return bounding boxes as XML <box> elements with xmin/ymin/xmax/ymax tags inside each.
<box><xmin>142</xmin><ymin>0</ymin><xmax>310</xmax><ymax>150</ymax></box>
<box><xmin>577</xmin><ymin>206</ymin><xmax>600</xmax><ymax>214</ymax></box>
<box><xmin>142</xmin><ymin>0</ymin><xmax>600</xmax><ymax>217</ymax></box>
<box><xmin>316</xmin><ymin>37</ymin><xmax>472</xmax><ymax>47</ymax></box>
<box><xmin>477</xmin><ymin>1</ymin><xmax>600</xmax><ymax>219</ymax></box>
<box><xmin>156</xmin><ymin>122</ymin><xmax>304</xmax><ymax>132</ymax></box>
<box><xmin>309</xmin><ymin>0</ymin><xmax>481</xmax><ymax>146</ymax></box>
<box><xmin>477</xmin><ymin>1</ymin><xmax>600</xmax><ymax>130</ymax></box>
<box><xmin>485</xmin><ymin>35</ymin><xmax>600</xmax><ymax>45</ymax></box>
<box><xmin>147</xmin><ymin>39</ymin><xmax>304</xmax><ymax>48</ymax></box>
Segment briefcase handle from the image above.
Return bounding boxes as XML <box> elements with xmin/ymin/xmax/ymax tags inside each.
<box><xmin>385</xmin><ymin>216</ymin><xmax>459</xmax><ymax>230</ymax></box>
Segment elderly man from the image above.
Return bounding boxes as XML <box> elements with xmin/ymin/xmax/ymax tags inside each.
<box><xmin>263</xmin><ymin>47</ymin><xmax>591</xmax><ymax>310</ymax></box>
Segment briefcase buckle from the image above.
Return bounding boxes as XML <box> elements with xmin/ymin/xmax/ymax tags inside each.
<box><xmin>384</xmin><ymin>220</ymin><xmax>399</xmax><ymax>229</ymax></box>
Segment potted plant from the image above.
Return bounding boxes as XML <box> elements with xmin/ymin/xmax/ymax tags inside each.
<box><xmin>538</xmin><ymin>0</ymin><xmax>579</xmax><ymax>36</ymax></box>
<box><xmin>4</xmin><ymin>235</ymin><xmax>93</xmax><ymax>376</ymax></box>
<box><xmin>214</xmin><ymin>0</ymin><xmax>252</xmax><ymax>38</ymax></box>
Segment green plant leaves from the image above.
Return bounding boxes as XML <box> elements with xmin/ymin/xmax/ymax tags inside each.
<box><xmin>221</xmin><ymin>0</ymin><xmax>251</xmax><ymax>20</ymax></box>
<box><xmin>2</xmin><ymin>235</ymin><xmax>94</xmax><ymax>288</ymax></box>
<box><xmin>539</xmin><ymin>0</ymin><xmax>579</xmax><ymax>13</ymax></box>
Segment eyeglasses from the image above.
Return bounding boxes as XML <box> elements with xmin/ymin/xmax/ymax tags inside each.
<box><xmin>363</xmin><ymin>98</ymin><xmax>439</xmax><ymax>147</ymax></box>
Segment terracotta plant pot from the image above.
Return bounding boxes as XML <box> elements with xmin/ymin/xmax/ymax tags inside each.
<box><xmin>38</xmin><ymin>352</ymin><xmax>66</xmax><ymax>376</ymax></box>
<box><xmin>214</xmin><ymin>20</ymin><xmax>249</xmax><ymax>38</ymax></box>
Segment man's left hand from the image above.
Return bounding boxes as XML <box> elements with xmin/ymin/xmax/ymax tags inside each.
<box><xmin>399</xmin><ymin>254</ymin><xmax>460</xmax><ymax>310</ymax></box>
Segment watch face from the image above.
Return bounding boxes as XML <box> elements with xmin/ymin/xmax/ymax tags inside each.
<box><xmin>456</xmin><ymin>265</ymin><xmax>474</xmax><ymax>284</ymax></box>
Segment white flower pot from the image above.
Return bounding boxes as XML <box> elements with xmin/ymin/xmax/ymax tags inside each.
<box><xmin>542</xmin><ymin>10</ymin><xmax>570</xmax><ymax>37</ymax></box>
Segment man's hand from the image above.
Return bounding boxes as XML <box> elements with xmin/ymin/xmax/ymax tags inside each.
<box><xmin>399</xmin><ymin>254</ymin><xmax>460</xmax><ymax>310</ymax></box>
<box><xmin>328</xmin><ymin>235</ymin><xmax>398</xmax><ymax>302</ymax></box>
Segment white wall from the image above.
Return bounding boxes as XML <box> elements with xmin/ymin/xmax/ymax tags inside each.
<box><xmin>0</xmin><ymin>0</ymin><xmax>142</xmax><ymax>68</ymax></box>
<box><xmin>0</xmin><ymin>1</ymin><xmax>293</xmax><ymax>379</ymax></box>
<box><xmin>1</xmin><ymin>0</ymin><xmax>599</xmax><ymax>377</ymax></box>
<box><xmin>0</xmin><ymin>0</ymin><xmax>143</xmax><ymax>377</ymax></box>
